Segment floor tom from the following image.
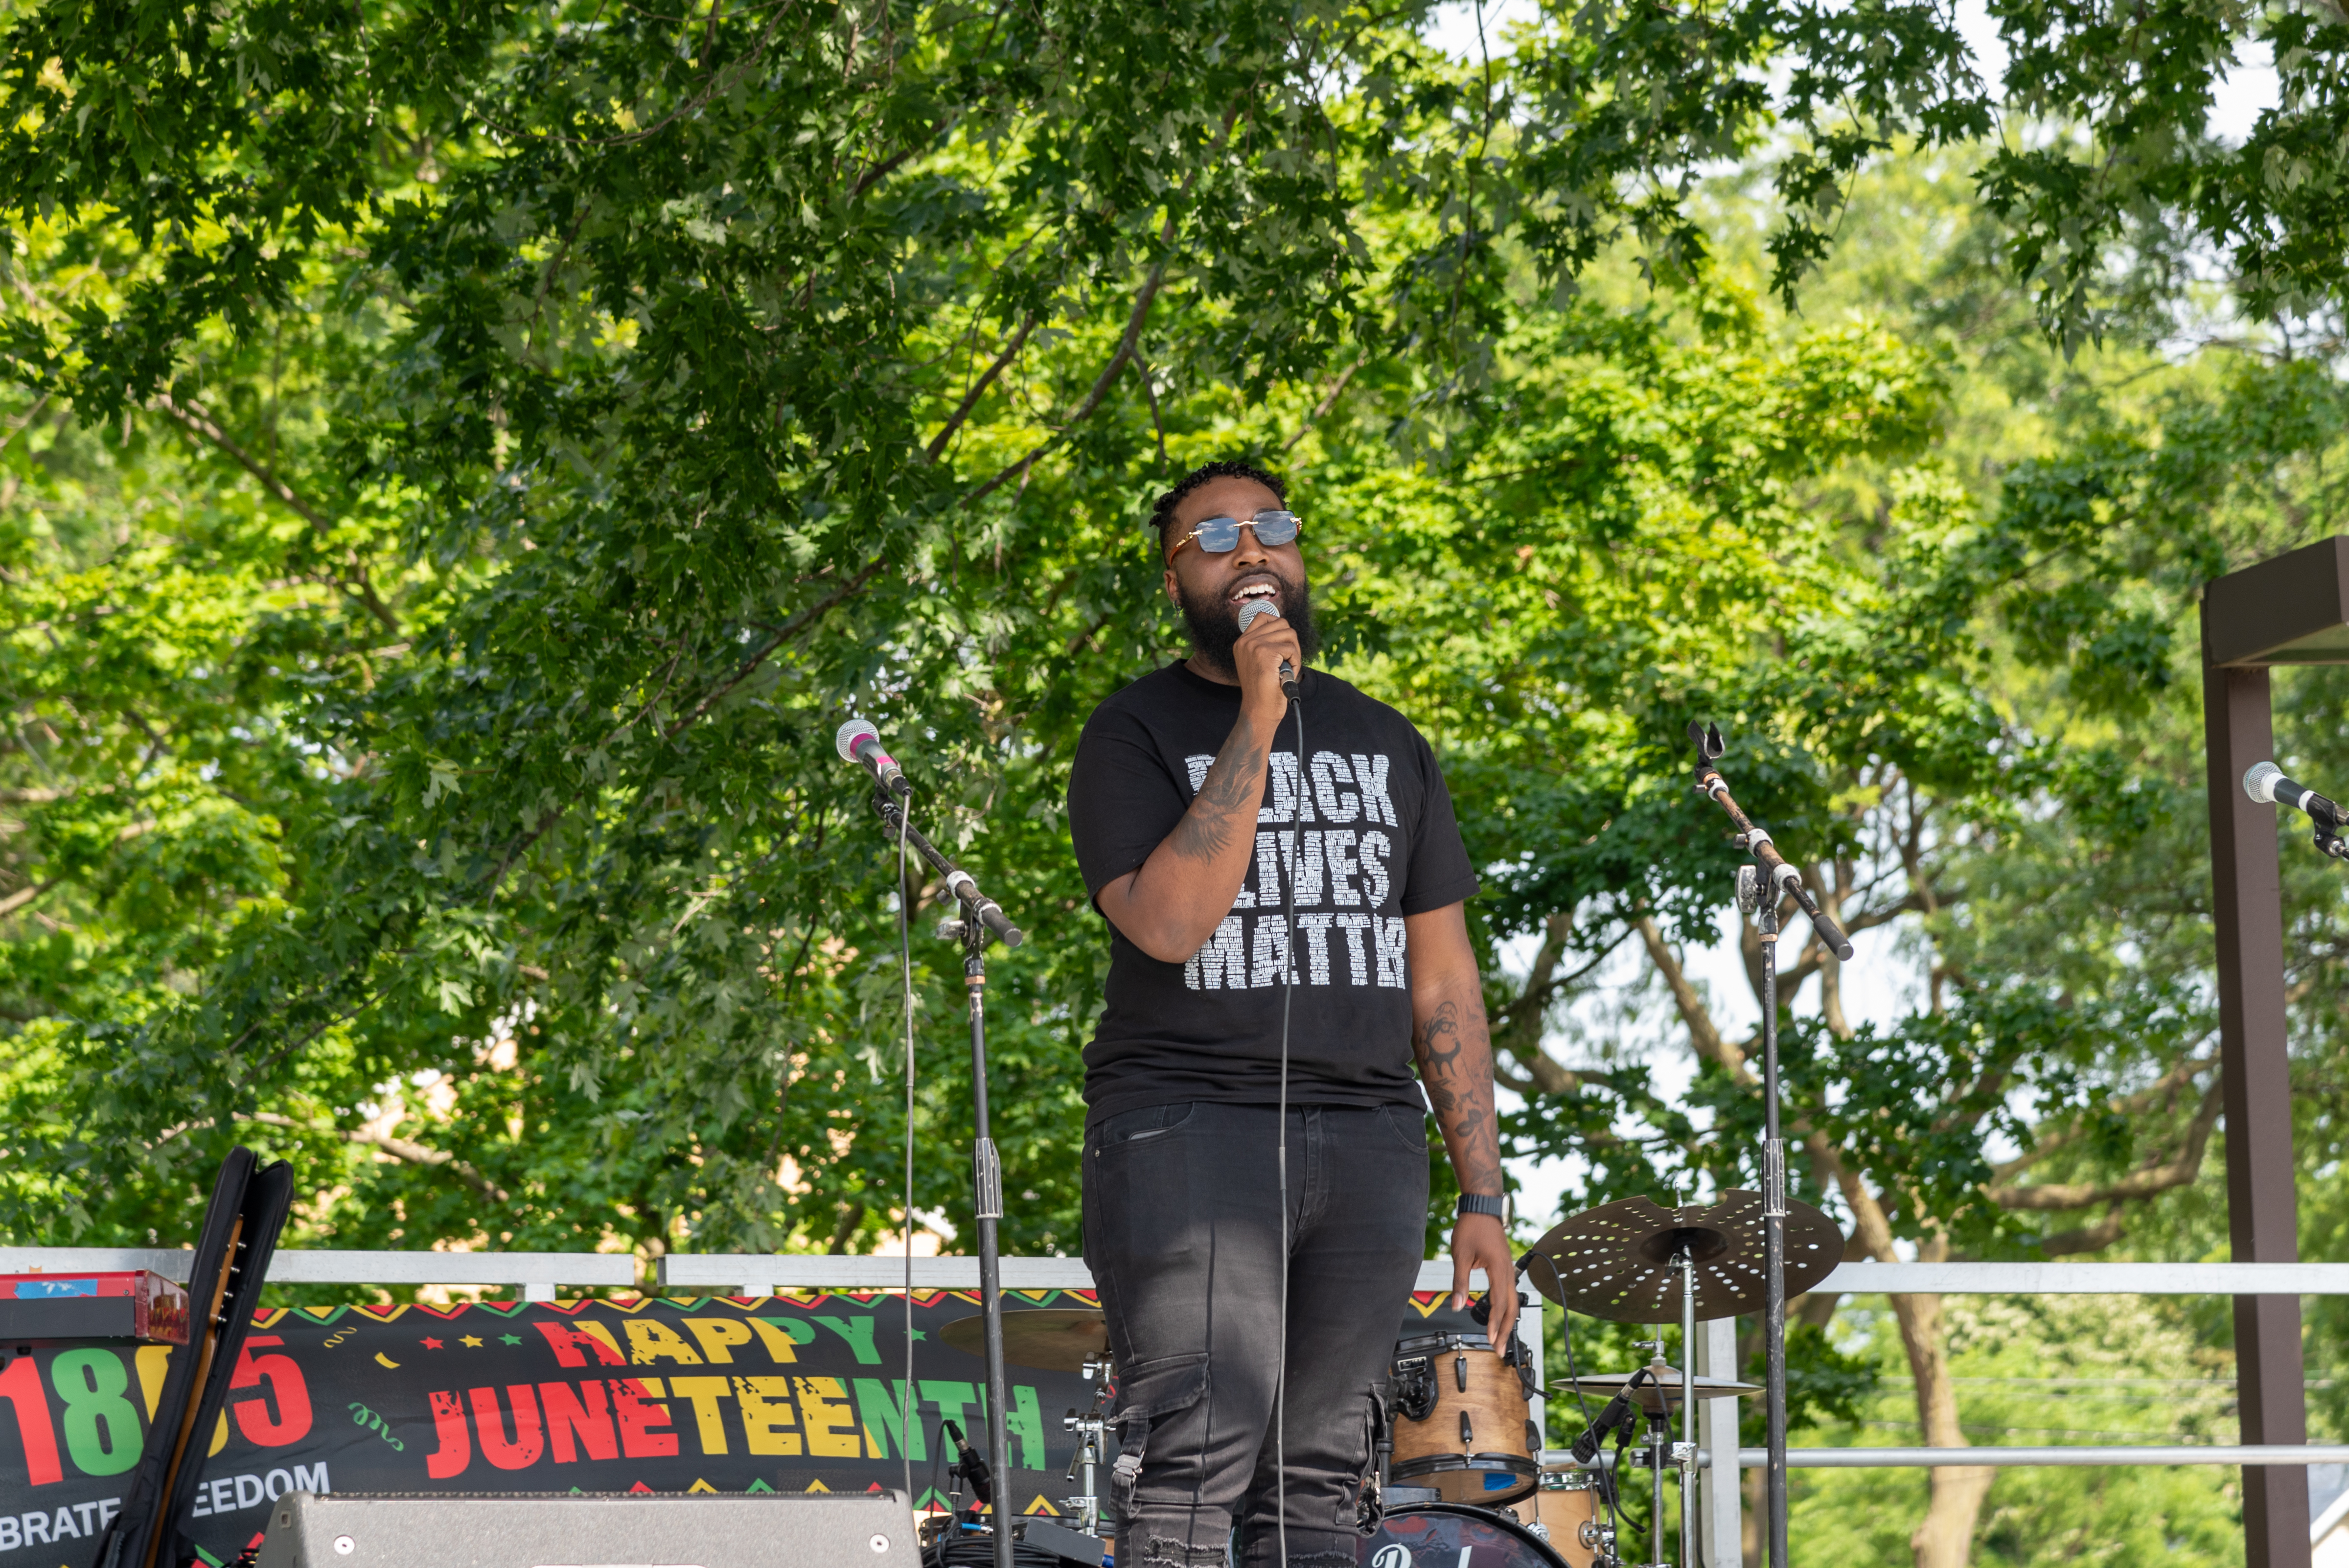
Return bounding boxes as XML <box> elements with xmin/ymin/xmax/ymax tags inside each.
<box><xmin>1511</xmin><ymin>1472</ymin><xmax>1604</xmax><ymax>1568</ymax></box>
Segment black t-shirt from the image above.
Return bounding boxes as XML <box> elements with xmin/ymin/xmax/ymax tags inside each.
<box><xmin>1066</xmin><ymin>663</ymin><xmax>1480</xmax><ymax>1123</ymax></box>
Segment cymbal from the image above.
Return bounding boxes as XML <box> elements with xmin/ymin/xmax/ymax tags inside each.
<box><xmin>939</xmin><ymin>1308</ymin><xmax>1110</xmax><ymax>1374</ymax></box>
<box><xmin>1522</xmin><ymin>1189</ymin><xmax>1842</xmax><ymax>1322</ymax></box>
<box><xmin>1550</xmin><ymin>1362</ymin><xmax>1762</xmax><ymax>1416</ymax></box>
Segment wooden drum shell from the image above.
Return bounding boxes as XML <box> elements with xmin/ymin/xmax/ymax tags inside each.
<box><xmin>1513</xmin><ymin>1475</ymin><xmax>1602</xmax><ymax>1568</ymax></box>
<box><xmin>1387</xmin><ymin>1333</ymin><xmax>1537</xmax><ymax>1505</ymax></box>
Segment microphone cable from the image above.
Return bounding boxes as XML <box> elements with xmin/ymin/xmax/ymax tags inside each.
<box><xmin>1274</xmin><ymin>680</ymin><xmax>1303</xmax><ymax>1568</ymax></box>
<box><xmin>1541</xmin><ymin>1249</ymin><xmax>1627</xmax><ymax>1555</ymax></box>
<box><xmin>896</xmin><ymin>789</ymin><xmax>918</xmax><ymax>1504</ymax></box>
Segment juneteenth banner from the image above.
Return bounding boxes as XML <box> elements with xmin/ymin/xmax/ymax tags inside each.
<box><xmin>0</xmin><ymin>1290</ymin><xmax>1108</xmax><ymax>1568</ymax></box>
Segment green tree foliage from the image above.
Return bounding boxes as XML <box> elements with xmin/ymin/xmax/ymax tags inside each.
<box><xmin>0</xmin><ymin>0</ymin><xmax>2343</xmax><ymax>1387</ymax></box>
<box><xmin>10</xmin><ymin>6</ymin><xmax>2349</xmax><ymax>1560</ymax></box>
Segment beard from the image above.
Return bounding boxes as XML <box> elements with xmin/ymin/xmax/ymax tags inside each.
<box><xmin>1175</xmin><ymin>566</ymin><xmax>1322</xmax><ymax>679</ymax></box>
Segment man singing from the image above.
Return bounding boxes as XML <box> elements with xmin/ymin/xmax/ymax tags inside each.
<box><xmin>1065</xmin><ymin>459</ymin><xmax>1518</xmax><ymax>1568</ymax></box>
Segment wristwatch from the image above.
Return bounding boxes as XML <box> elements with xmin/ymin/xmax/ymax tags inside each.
<box><xmin>1455</xmin><ymin>1192</ymin><xmax>1507</xmax><ymax>1221</ymax></box>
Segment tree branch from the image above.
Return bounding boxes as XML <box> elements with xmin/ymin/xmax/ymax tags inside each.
<box><xmin>0</xmin><ymin>820</ymin><xmax>156</xmax><ymax>919</ymax></box>
<box><xmin>2039</xmin><ymin>1200</ymin><xmax>2128</xmax><ymax>1256</ymax></box>
<box><xmin>962</xmin><ymin>267</ymin><xmax>1168</xmax><ymax>508</ymax></box>
<box><xmin>1636</xmin><ymin>913</ymin><xmax>1743</xmax><ymax>1079</ymax></box>
<box><xmin>1490</xmin><ymin>912</ymin><xmax>1628</xmax><ymax>1094</ymax></box>
<box><xmin>153</xmin><ymin>394</ymin><xmax>401</xmax><ymax>635</ymax></box>
<box><xmin>1986</xmin><ymin>1078</ymin><xmax>2224</xmax><ymax>1210</ymax></box>
<box><xmin>484</xmin><ymin>557</ymin><xmax>887</xmax><ymax>897</ymax></box>
<box><xmin>664</xmin><ymin>556</ymin><xmax>889</xmax><ymax>738</ymax></box>
<box><xmin>0</xmin><ymin>876</ymin><xmax>61</xmax><ymax>919</ymax></box>
<box><xmin>1988</xmin><ymin>1053</ymin><xmax>2214</xmax><ymax>1182</ymax></box>
<box><xmin>925</xmin><ymin>314</ymin><xmax>1036</xmax><ymax>462</ymax></box>
<box><xmin>237</xmin><ymin>1110</ymin><xmax>510</xmax><ymax>1202</ymax></box>
<box><xmin>1283</xmin><ymin>350</ymin><xmax>1368</xmax><ymax>452</ymax></box>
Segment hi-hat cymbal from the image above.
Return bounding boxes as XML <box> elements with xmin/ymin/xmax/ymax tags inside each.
<box><xmin>1551</xmin><ymin>1362</ymin><xmax>1763</xmax><ymax>1416</ymax></box>
<box><xmin>939</xmin><ymin>1308</ymin><xmax>1110</xmax><ymax>1374</ymax></box>
<box><xmin>1523</xmin><ymin>1189</ymin><xmax>1842</xmax><ymax>1322</ymax></box>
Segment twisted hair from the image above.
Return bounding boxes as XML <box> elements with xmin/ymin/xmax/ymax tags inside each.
<box><xmin>1147</xmin><ymin>459</ymin><xmax>1288</xmax><ymax>554</ymax></box>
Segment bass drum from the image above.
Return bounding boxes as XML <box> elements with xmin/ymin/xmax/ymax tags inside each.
<box><xmin>1356</xmin><ymin>1502</ymin><xmax>1568</xmax><ymax>1568</ymax></box>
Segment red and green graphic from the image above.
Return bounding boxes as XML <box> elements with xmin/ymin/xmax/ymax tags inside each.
<box><xmin>0</xmin><ymin>1291</ymin><xmax>1103</xmax><ymax>1567</ymax></box>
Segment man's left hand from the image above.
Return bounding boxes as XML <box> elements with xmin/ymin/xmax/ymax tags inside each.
<box><xmin>1449</xmin><ymin>1212</ymin><xmax>1519</xmax><ymax>1347</ymax></box>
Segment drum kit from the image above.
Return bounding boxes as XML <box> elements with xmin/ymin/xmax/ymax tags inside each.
<box><xmin>930</xmin><ymin>1186</ymin><xmax>1839</xmax><ymax>1568</ymax></box>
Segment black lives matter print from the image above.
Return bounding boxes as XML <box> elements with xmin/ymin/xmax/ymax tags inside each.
<box><xmin>1178</xmin><ymin>750</ymin><xmax>1409</xmax><ymax>992</ymax></box>
<box><xmin>1066</xmin><ymin>664</ymin><xmax>1478</xmax><ymax>1119</ymax></box>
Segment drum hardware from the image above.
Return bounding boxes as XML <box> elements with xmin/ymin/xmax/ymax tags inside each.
<box><xmin>1551</xmin><ymin>1367</ymin><xmax>1763</xmax><ymax>1414</ymax></box>
<box><xmin>1521</xmin><ymin>1190</ymin><xmax>1840</xmax><ymax>1324</ymax></box>
<box><xmin>1059</xmin><ymin>1358</ymin><xmax>1113</xmax><ymax>1536</ymax></box>
<box><xmin>1688</xmin><ymin>722</ymin><xmax>1858</xmax><ymax>1568</ymax></box>
<box><xmin>1393</xmin><ymin>1350</ymin><xmax>1438</xmax><ymax>1422</ymax></box>
<box><xmin>1529</xmin><ymin>1187</ymin><xmax>1835</xmax><ymax>1568</ymax></box>
<box><xmin>1532</xmin><ymin>1188</ymin><xmax>1802</xmax><ymax>1568</ymax></box>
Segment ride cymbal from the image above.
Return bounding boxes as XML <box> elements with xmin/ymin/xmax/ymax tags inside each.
<box><xmin>1549</xmin><ymin>1362</ymin><xmax>1762</xmax><ymax>1416</ymax></box>
<box><xmin>939</xmin><ymin>1308</ymin><xmax>1111</xmax><ymax>1373</ymax></box>
<box><xmin>1523</xmin><ymin>1188</ymin><xmax>1841</xmax><ymax>1322</ymax></box>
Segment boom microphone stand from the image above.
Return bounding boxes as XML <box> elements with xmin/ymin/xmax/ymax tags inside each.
<box><xmin>869</xmin><ymin>791</ymin><xmax>1026</xmax><ymax>1568</ymax></box>
<box><xmin>1688</xmin><ymin>722</ymin><xmax>1852</xmax><ymax>1568</ymax></box>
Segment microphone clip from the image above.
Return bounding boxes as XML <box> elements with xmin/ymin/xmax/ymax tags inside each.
<box><xmin>1569</xmin><ymin>1368</ymin><xmax>1650</xmax><ymax>1466</ymax></box>
<box><xmin>943</xmin><ymin>1418</ymin><xmax>994</xmax><ymax>1511</ymax></box>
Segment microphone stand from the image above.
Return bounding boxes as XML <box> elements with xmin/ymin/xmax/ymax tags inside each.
<box><xmin>1688</xmin><ymin>722</ymin><xmax>1852</xmax><ymax>1568</ymax></box>
<box><xmin>868</xmin><ymin>791</ymin><xmax>1026</xmax><ymax>1568</ymax></box>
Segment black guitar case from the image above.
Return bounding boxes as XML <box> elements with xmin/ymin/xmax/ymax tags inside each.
<box><xmin>92</xmin><ymin>1148</ymin><xmax>296</xmax><ymax>1568</ymax></box>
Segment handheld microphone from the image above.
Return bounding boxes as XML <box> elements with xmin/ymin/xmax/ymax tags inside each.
<box><xmin>942</xmin><ymin>1418</ymin><xmax>993</xmax><ymax>1508</ymax></box>
<box><xmin>2246</xmin><ymin>761</ymin><xmax>2342</xmax><ymax>829</ymax></box>
<box><xmin>1235</xmin><ymin>600</ymin><xmax>1300</xmax><ymax>701</ymax></box>
<box><xmin>835</xmin><ymin>718</ymin><xmax>910</xmax><ymax>799</ymax></box>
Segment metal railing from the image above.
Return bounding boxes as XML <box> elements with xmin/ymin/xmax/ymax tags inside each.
<box><xmin>10</xmin><ymin>1247</ymin><xmax>2345</xmax><ymax>1564</ymax></box>
<box><xmin>0</xmin><ymin>1245</ymin><xmax>635</xmax><ymax>1301</ymax></box>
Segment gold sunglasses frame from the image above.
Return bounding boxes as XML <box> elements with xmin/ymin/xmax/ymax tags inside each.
<box><xmin>1165</xmin><ymin>511</ymin><xmax>1303</xmax><ymax>563</ymax></box>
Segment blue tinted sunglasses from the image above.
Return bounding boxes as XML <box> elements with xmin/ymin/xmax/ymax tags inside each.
<box><xmin>1167</xmin><ymin>510</ymin><xmax>1303</xmax><ymax>561</ymax></box>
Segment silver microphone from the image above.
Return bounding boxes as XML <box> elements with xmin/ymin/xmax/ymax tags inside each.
<box><xmin>2246</xmin><ymin>761</ymin><xmax>2340</xmax><ymax>827</ymax></box>
<box><xmin>835</xmin><ymin>718</ymin><xmax>910</xmax><ymax>799</ymax></box>
<box><xmin>1236</xmin><ymin>600</ymin><xmax>1300</xmax><ymax>701</ymax></box>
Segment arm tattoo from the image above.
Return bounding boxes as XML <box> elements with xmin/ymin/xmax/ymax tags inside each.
<box><xmin>1170</xmin><ymin>737</ymin><xmax>1264</xmax><ymax>862</ymax></box>
<box><xmin>1414</xmin><ymin>994</ymin><xmax>1504</xmax><ymax>1198</ymax></box>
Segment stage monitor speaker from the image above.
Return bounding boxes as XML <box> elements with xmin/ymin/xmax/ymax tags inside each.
<box><xmin>253</xmin><ymin>1491</ymin><xmax>921</xmax><ymax>1568</ymax></box>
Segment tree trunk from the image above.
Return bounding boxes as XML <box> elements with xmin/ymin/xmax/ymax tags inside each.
<box><xmin>1887</xmin><ymin>1280</ymin><xmax>1995</xmax><ymax>1568</ymax></box>
<box><xmin>1830</xmin><ymin>1172</ymin><xmax>1993</xmax><ymax>1568</ymax></box>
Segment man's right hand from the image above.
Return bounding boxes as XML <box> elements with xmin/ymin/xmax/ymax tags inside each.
<box><xmin>1234</xmin><ymin>604</ymin><xmax>1302</xmax><ymax>717</ymax></box>
<box><xmin>1096</xmin><ymin>614</ymin><xmax>1298</xmax><ymax>963</ymax></box>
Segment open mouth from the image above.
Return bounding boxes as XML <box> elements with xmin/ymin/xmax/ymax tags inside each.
<box><xmin>1230</xmin><ymin>579</ymin><xmax>1282</xmax><ymax>608</ymax></box>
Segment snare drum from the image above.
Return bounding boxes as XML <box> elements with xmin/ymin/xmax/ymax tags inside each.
<box><xmin>1387</xmin><ymin>1332</ymin><xmax>1539</xmax><ymax>1505</ymax></box>
<box><xmin>1513</xmin><ymin>1472</ymin><xmax>1604</xmax><ymax>1568</ymax></box>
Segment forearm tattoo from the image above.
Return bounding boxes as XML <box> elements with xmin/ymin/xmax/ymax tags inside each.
<box><xmin>1170</xmin><ymin>734</ymin><xmax>1264</xmax><ymax>862</ymax></box>
<box><xmin>1414</xmin><ymin>995</ymin><xmax>1504</xmax><ymax>1198</ymax></box>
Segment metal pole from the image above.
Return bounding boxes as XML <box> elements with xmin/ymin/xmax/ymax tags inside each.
<box><xmin>2200</xmin><ymin>646</ymin><xmax>2311</xmax><ymax>1568</ymax></box>
<box><xmin>1681</xmin><ymin>1248</ymin><xmax>1697</xmax><ymax>1568</ymax></box>
<box><xmin>1650</xmin><ymin>1404</ymin><xmax>1668</xmax><ymax>1568</ymax></box>
<box><xmin>1698</xmin><ymin>1318</ymin><xmax>1743</xmax><ymax>1567</ymax></box>
<box><xmin>965</xmin><ymin>921</ymin><xmax>1015</xmax><ymax>1568</ymax></box>
<box><xmin>1759</xmin><ymin>895</ymin><xmax>1787</xmax><ymax>1568</ymax></box>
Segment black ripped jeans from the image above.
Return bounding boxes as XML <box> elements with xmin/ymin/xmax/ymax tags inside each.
<box><xmin>1082</xmin><ymin>1101</ymin><xmax>1430</xmax><ymax>1568</ymax></box>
